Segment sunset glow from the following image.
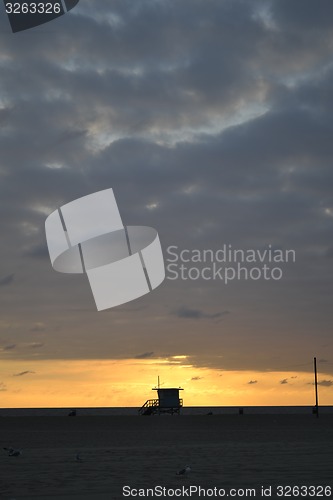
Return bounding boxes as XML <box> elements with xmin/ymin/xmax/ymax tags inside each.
<box><xmin>1</xmin><ymin>359</ymin><xmax>331</xmax><ymax>409</ymax></box>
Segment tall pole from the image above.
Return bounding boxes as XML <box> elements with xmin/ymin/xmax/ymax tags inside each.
<box><xmin>314</xmin><ymin>357</ymin><xmax>319</xmax><ymax>418</ymax></box>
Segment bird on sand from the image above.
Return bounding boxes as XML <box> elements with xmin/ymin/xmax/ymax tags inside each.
<box><xmin>176</xmin><ymin>465</ymin><xmax>191</xmax><ymax>476</ymax></box>
<box><xmin>4</xmin><ymin>447</ymin><xmax>22</xmax><ymax>457</ymax></box>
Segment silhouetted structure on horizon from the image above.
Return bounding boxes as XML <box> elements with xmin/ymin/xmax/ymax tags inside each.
<box><xmin>139</xmin><ymin>387</ymin><xmax>183</xmax><ymax>415</ymax></box>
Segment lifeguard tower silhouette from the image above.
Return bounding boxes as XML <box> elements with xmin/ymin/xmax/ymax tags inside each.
<box><xmin>139</xmin><ymin>379</ymin><xmax>183</xmax><ymax>415</ymax></box>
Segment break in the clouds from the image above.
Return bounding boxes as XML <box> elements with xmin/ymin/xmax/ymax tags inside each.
<box><xmin>27</xmin><ymin>342</ymin><xmax>44</xmax><ymax>349</ymax></box>
<box><xmin>0</xmin><ymin>0</ymin><xmax>332</xmax><ymax>376</ymax></box>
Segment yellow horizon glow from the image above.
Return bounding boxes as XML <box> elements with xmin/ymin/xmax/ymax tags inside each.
<box><xmin>0</xmin><ymin>358</ymin><xmax>332</xmax><ymax>408</ymax></box>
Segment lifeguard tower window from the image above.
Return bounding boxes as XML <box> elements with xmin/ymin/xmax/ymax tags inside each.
<box><xmin>139</xmin><ymin>387</ymin><xmax>183</xmax><ymax>416</ymax></box>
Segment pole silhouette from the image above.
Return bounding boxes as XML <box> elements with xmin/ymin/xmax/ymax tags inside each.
<box><xmin>314</xmin><ymin>357</ymin><xmax>319</xmax><ymax>418</ymax></box>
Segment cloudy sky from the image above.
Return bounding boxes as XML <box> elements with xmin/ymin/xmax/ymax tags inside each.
<box><xmin>0</xmin><ymin>0</ymin><xmax>333</xmax><ymax>408</ymax></box>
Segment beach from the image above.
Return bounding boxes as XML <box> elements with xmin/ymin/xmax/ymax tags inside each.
<box><xmin>1</xmin><ymin>413</ymin><xmax>333</xmax><ymax>499</ymax></box>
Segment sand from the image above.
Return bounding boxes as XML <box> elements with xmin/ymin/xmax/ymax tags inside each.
<box><xmin>1</xmin><ymin>414</ymin><xmax>333</xmax><ymax>499</ymax></box>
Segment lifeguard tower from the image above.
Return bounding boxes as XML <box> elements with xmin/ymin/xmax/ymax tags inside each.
<box><xmin>139</xmin><ymin>384</ymin><xmax>183</xmax><ymax>416</ymax></box>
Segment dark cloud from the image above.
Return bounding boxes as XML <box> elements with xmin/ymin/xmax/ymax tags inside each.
<box><xmin>134</xmin><ymin>352</ymin><xmax>154</xmax><ymax>359</ymax></box>
<box><xmin>248</xmin><ymin>380</ymin><xmax>258</xmax><ymax>385</ymax></box>
<box><xmin>173</xmin><ymin>307</ymin><xmax>229</xmax><ymax>320</ymax></box>
<box><xmin>2</xmin><ymin>344</ymin><xmax>16</xmax><ymax>351</ymax></box>
<box><xmin>29</xmin><ymin>323</ymin><xmax>46</xmax><ymax>332</ymax></box>
<box><xmin>325</xmin><ymin>248</ymin><xmax>333</xmax><ymax>259</ymax></box>
<box><xmin>270</xmin><ymin>0</ymin><xmax>333</xmax><ymax>31</ymax></box>
<box><xmin>13</xmin><ymin>371</ymin><xmax>35</xmax><ymax>377</ymax></box>
<box><xmin>0</xmin><ymin>274</ymin><xmax>14</xmax><ymax>286</ymax></box>
<box><xmin>317</xmin><ymin>380</ymin><xmax>333</xmax><ymax>387</ymax></box>
<box><xmin>191</xmin><ymin>376</ymin><xmax>203</xmax><ymax>381</ymax></box>
<box><xmin>23</xmin><ymin>242</ymin><xmax>49</xmax><ymax>259</ymax></box>
<box><xmin>280</xmin><ymin>379</ymin><xmax>288</xmax><ymax>385</ymax></box>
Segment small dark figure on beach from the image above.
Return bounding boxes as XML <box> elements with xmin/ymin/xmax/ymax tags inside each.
<box><xmin>4</xmin><ymin>447</ymin><xmax>22</xmax><ymax>457</ymax></box>
<box><xmin>68</xmin><ymin>409</ymin><xmax>77</xmax><ymax>417</ymax></box>
<box><xmin>176</xmin><ymin>465</ymin><xmax>191</xmax><ymax>476</ymax></box>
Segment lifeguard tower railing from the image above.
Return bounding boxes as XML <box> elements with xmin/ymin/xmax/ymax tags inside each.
<box><xmin>138</xmin><ymin>399</ymin><xmax>159</xmax><ymax>416</ymax></box>
<box><xmin>138</xmin><ymin>398</ymin><xmax>183</xmax><ymax>415</ymax></box>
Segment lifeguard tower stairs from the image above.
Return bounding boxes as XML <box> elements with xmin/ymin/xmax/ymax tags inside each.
<box><xmin>139</xmin><ymin>387</ymin><xmax>183</xmax><ymax>416</ymax></box>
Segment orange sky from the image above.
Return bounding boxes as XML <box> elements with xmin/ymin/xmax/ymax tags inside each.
<box><xmin>1</xmin><ymin>357</ymin><xmax>331</xmax><ymax>408</ymax></box>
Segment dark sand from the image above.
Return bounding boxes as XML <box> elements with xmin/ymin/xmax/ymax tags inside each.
<box><xmin>1</xmin><ymin>414</ymin><xmax>333</xmax><ymax>499</ymax></box>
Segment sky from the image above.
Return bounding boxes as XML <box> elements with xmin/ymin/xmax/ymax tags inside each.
<box><xmin>0</xmin><ymin>0</ymin><xmax>333</xmax><ymax>408</ymax></box>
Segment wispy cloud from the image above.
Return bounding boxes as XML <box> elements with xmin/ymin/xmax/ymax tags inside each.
<box><xmin>135</xmin><ymin>352</ymin><xmax>154</xmax><ymax>359</ymax></box>
<box><xmin>0</xmin><ymin>382</ymin><xmax>7</xmax><ymax>391</ymax></box>
<box><xmin>22</xmin><ymin>242</ymin><xmax>48</xmax><ymax>259</ymax></box>
<box><xmin>27</xmin><ymin>342</ymin><xmax>44</xmax><ymax>349</ymax></box>
<box><xmin>318</xmin><ymin>380</ymin><xmax>333</xmax><ymax>387</ymax></box>
<box><xmin>1</xmin><ymin>344</ymin><xmax>16</xmax><ymax>351</ymax></box>
<box><xmin>248</xmin><ymin>380</ymin><xmax>258</xmax><ymax>384</ymax></box>
<box><xmin>307</xmin><ymin>379</ymin><xmax>333</xmax><ymax>387</ymax></box>
<box><xmin>191</xmin><ymin>376</ymin><xmax>203</xmax><ymax>381</ymax></box>
<box><xmin>13</xmin><ymin>371</ymin><xmax>35</xmax><ymax>377</ymax></box>
<box><xmin>173</xmin><ymin>306</ymin><xmax>229</xmax><ymax>320</ymax></box>
<box><xmin>29</xmin><ymin>323</ymin><xmax>46</xmax><ymax>332</ymax></box>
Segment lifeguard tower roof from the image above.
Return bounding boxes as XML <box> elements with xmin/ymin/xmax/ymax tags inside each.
<box><xmin>152</xmin><ymin>387</ymin><xmax>184</xmax><ymax>391</ymax></box>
